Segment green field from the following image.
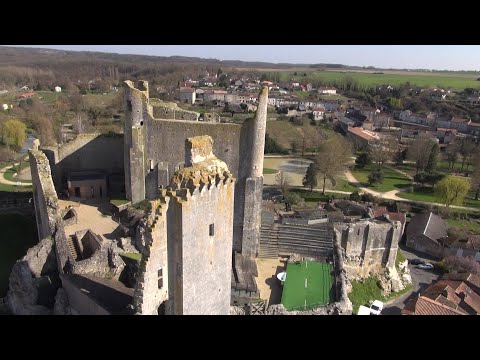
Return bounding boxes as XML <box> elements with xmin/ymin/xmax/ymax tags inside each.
<box><xmin>281</xmin><ymin>261</ymin><xmax>334</xmax><ymax>311</ymax></box>
<box><xmin>120</xmin><ymin>252</ymin><xmax>142</xmax><ymax>261</ymax></box>
<box><xmin>447</xmin><ymin>218</ymin><xmax>480</xmax><ymax>233</ymax></box>
<box><xmin>290</xmin><ymin>188</ymin><xmax>331</xmax><ymax>203</ymax></box>
<box><xmin>0</xmin><ymin>214</ymin><xmax>38</xmax><ymax>297</ymax></box>
<box><xmin>272</xmin><ymin>70</ymin><xmax>480</xmax><ymax>91</ymax></box>
<box><xmin>352</xmin><ymin>165</ymin><xmax>412</xmax><ymax>192</ymax></box>
<box><xmin>263</xmin><ymin>168</ymin><xmax>278</xmax><ymax>174</ymax></box>
<box><xmin>398</xmin><ymin>187</ymin><xmax>480</xmax><ymax>210</ymax></box>
<box><xmin>349</xmin><ymin>276</ymin><xmax>413</xmax><ymax>314</ymax></box>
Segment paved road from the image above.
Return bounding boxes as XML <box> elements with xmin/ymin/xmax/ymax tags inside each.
<box><xmin>382</xmin><ymin>246</ymin><xmax>441</xmax><ymax>315</ymax></box>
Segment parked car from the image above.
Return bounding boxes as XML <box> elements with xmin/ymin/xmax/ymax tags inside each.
<box><xmin>408</xmin><ymin>258</ymin><xmax>425</xmax><ymax>265</ymax></box>
<box><xmin>417</xmin><ymin>262</ymin><xmax>434</xmax><ymax>270</ymax></box>
<box><xmin>369</xmin><ymin>300</ymin><xmax>384</xmax><ymax>315</ymax></box>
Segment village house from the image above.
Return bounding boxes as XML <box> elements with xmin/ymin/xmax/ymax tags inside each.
<box><xmin>318</xmin><ymin>86</ymin><xmax>337</xmax><ymax>95</ymax></box>
<box><xmin>406</xmin><ymin>212</ymin><xmax>448</xmax><ymax>259</ymax></box>
<box><xmin>18</xmin><ymin>92</ymin><xmax>36</xmax><ymax>99</ymax></box>
<box><xmin>312</xmin><ymin>107</ymin><xmax>326</xmax><ymax>121</ymax></box>
<box><xmin>402</xmin><ymin>278</ymin><xmax>480</xmax><ymax>315</ymax></box>
<box><xmin>179</xmin><ymin>87</ymin><xmax>196</xmax><ymax>104</ymax></box>
<box><xmin>347</xmin><ymin>126</ymin><xmax>380</xmax><ymax>148</ymax></box>
<box><xmin>55</xmin><ymin>86</ymin><xmax>62</xmax><ymax>93</ymax></box>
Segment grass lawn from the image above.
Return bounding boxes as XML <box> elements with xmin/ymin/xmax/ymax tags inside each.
<box><xmin>3</xmin><ymin>167</ymin><xmax>31</xmax><ymax>183</ymax></box>
<box><xmin>393</xmin><ymin>163</ymin><xmax>418</xmax><ymax>177</ymax></box>
<box><xmin>437</xmin><ymin>160</ymin><xmax>472</xmax><ymax>173</ymax></box>
<box><xmin>0</xmin><ymin>214</ymin><xmax>38</xmax><ymax>297</ymax></box>
<box><xmin>290</xmin><ymin>188</ymin><xmax>331</xmax><ymax>204</ymax></box>
<box><xmin>398</xmin><ymin>187</ymin><xmax>480</xmax><ymax>210</ymax></box>
<box><xmin>120</xmin><ymin>252</ymin><xmax>142</xmax><ymax>261</ymax></box>
<box><xmin>349</xmin><ymin>277</ymin><xmax>413</xmax><ymax>314</ymax></box>
<box><xmin>327</xmin><ymin>177</ymin><xmax>358</xmax><ymax>193</ymax></box>
<box><xmin>281</xmin><ymin>261</ymin><xmax>334</xmax><ymax>311</ymax></box>
<box><xmin>0</xmin><ymin>183</ymin><xmax>32</xmax><ymax>192</ymax></box>
<box><xmin>110</xmin><ymin>199</ymin><xmax>131</xmax><ymax>206</ymax></box>
<box><xmin>352</xmin><ymin>165</ymin><xmax>412</xmax><ymax>192</ymax></box>
<box><xmin>263</xmin><ymin>168</ymin><xmax>278</xmax><ymax>175</ymax></box>
<box><xmin>446</xmin><ymin>218</ymin><xmax>480</xmax><ymax>233</ymax></box>
<box><xmin>396</xmin><ymin>249</ymin><xmax>406</xmax><ymax>267</ymax></box>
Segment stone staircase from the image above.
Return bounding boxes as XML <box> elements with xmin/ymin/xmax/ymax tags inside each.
<box><xmin>259</xmin><ymin>223</ymin><xmax>333</xmax><ymax>258</ymax></box>
<box><xmin>259</xmin><ymin>224</ymin><xmax>279</xmax><ymax>258</ymax></box>
<box><xmin>66</xmin><ymin>236</ymin><xmax>80</xmax><ymax>261</ymax></box>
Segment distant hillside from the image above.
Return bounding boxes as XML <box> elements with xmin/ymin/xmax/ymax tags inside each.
<box><xmin>0</xmin><ymin>46</ymin><xmax>364</xmax><ymax>91</ymax></box>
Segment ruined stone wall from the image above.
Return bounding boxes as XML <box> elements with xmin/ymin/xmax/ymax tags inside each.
<box><xmin>123</xmin><ymin>81</ymin><xmax>268</xmax><ymax>257</ymax></box>
<box><xmin>152</xmin><ymin>105</ymin><xmax>199</xmax><ymax>121</ymax></box>
<box><xmin>29</xmin><ymin>150</ymin><xmax>58</xmax><ymax>240</ymax></box>
<box><xmin>28</xmin><ymin>150</ymin><xmax>72</xmax><ymax>274</ymax></box>
<box><xmin>60</xmin><ymin>274</ymin><xmax>109</xmax><ymax>315</ymax></box>
<box><xmin>335</xmin><ymin>219</ymin><xmax>401</xmax><ymax>277</ymax></box>
<box><xmin>133</xmin><ymin>199</ymin><xmax>169</xmax><ymax>315</ymax></box>
<box><xmin>42</xmin><ymin>133</ymin><xmax>124</xmax><ymax>192</ymax></box>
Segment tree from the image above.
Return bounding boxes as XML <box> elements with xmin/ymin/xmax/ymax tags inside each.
<box><xmin>275</xmin><ymin>171</ymin><xmax>291</xmax><ymax>195</ymax></box>
<box><xmin>303</xmin><ymin>163</ymin><xmax>318</xmax><ymax>191</ymax></box>
<box><xmin>425</xmin><ymin>142</ymin><xmax>439</xmax><ymax>172</ymax></box>
<box><xmin>368</xmin><ymin>170</ymin><xmax>384</xmax><ymax>186</ymax></box>
<box><xmin>436</xmin><ymin>176</ymin><xmax>470</xmax><ymax>209</ymax></box>
<box><xmin>394</xmin><ymin>148</ymin><xmax>407</xmax><ymax>165</ymax></box>
<box><xmin>315</xmin><ymin>135</ymin><xmax>352</xmax><ymax>194</ymax></box>
<box><xmin>349</xmin><ymin>191</ymin><xmax>362</xmax><ymax>202</ymax></box>
<box><xmin>355</xmin><ymin>152</ymin><xmax>371</xmax><ymax>168</ymax></box>
<box><xmin>1</xmin><ymin>119</ymin><xmax>26</xmax><ymax>150</ymax></box>
<box><xmin>73</xmin><ymin>112</ymin><xmax>88</xmax><ymax>134</ymax></box>
<box><xmin>445</xmin><ymin>144</ymin><xmax>458</xmax><ymax>169</ymax></box>
<box><xmin>408</xmin><ymin>138</ymin><xmax>436</xmax><ymax>174</ymax></box>
<box><xmin>369</xmin><ymin>136</ymin><xmax>398</xmax><ymax>170</ymax></box>
<box><xmin>457</xmin><ymin>138</ymin><xmax>477</xmax><ymax>171</ymax></box>
<box><xmin>471</xmin><ymin>149</ymin><xmax>480</xmax><ymax>200</ymax></box>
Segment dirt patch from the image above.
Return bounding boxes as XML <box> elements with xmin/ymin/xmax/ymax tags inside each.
<box><xmin>256</xmin><ymin>257</ymin><xmax>288</xmax><ymax>306</ymax></box>
<box><xmin>58</xmin><ymin>200</ymin><xmax>119</xmax><ymax>239</ymax></box>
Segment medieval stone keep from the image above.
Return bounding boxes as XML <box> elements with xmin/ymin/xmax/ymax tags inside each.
<box><xmin>134</xmin><ymin>136</ymin><xmax>235</xmax><ymax>315</ymax></box>
<box><xmin>123</xmin><ymin>80</ymin><xmax>267</xmax><ymax>258</ymax></box>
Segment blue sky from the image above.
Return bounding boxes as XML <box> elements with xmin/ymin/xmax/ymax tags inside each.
<box><xmin>5</xmin><ymin>45</ymin><xmax>480</xmax><ymax>71</ymax></box>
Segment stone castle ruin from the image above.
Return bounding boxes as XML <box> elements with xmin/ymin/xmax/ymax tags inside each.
<box><xmin>5</xmin><ymin>80</ymin><xmax>268</xmax><ymax>315</ymax></box>
<box><xmin>5</xmin><ymin>79</ymin><xmax>409</xmax><ymax>315</ymax></box>
<box><xmin>134</xmin><ymin>136</ymin><xmax>235</xmax><ymax>315</ymax></box>
<box><xmin>123</xmin><ymin>80</ymin><xmax>267</xmax><ymax>259</ymax></box>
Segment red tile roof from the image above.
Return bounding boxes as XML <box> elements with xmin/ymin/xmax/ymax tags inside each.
<box><xmin>347</xmin><ymin>127</ymin><xmax>379</xmax><ymax>142</ymax></box>
<box><xmin>313</xmin><ymin>107</ymin><xmax>326</xmax><ymax>112</ymax></box>
<box><xmin>451</xmin><ymin>117</ymin><xmax>470</xmax><ymax>123</ymax></box>
<box><xmin>441</xmin><ymin>273</ymin><xmax>480</xmax><ymax>294</ymax></box>
<box><xmin>402</xmin><ymin>296</ymin><xmax>467</xmax><ymax>315</ymax></box>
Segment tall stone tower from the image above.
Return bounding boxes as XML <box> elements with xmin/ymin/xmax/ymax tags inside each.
<box><xmin>237</xmin><ymin>86</ymin><xmax>268</xmax><ymax>258</ymax></box>
<box><xmin>123</xmin><ymin>80</ymin><xmax>149</xmax><ymax>204</ymax></box>
<box><xmin>133</xmin><ymin>135</ymin><xmax>235</xmax><ymax>315</ymax></box>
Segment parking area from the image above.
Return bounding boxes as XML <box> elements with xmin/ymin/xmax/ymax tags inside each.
<box><xmin>382</xmin><ymin>245</ymin><xmax>441</xmax><ymax>315</ymax></box>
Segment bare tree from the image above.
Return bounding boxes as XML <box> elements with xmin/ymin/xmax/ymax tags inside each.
<box><xmin>316</xmin><ymin>135</ymin><xmax>352</xmax><ymax>194</ymax></box>
<box><xmin>74</xmin><ymin>112</ymin><xmax>88</xmax><ymax>134</ymax></box>
<box><xmin>370</xmin><ymin>136</ymin><xmax>398</xmax><ymax>170</ymax></box>
<box><xmin>408</xmin><ymin>138</ymin><xmax>436</xmax><ymax>174</ymax></box>
<box><xmin>457</xmin><ymin>138</ymin><xmax>477</xmax><ymax>171</ymax></box>
<box><xmin>275</xmin><ymin>171</ymin><xmax>291</xmax><ymax>195</ymax></box>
